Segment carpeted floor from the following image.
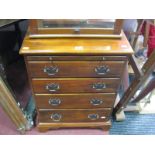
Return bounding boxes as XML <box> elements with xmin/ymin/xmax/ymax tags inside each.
<box><xmin>110</xmin><ymin>112</ymin><xmax>155</xmax><ymax>135</ymax></box>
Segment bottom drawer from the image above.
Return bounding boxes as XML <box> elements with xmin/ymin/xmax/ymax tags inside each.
<box><xmin>38</xmin><ymin>109</ymin><xmax>111</xmax><ymax>123</ymax></box>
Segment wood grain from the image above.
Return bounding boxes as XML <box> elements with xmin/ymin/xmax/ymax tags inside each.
<box><xmin>27</xmin><ymin>61</ymin><xmax>125</xmax><ymax>78</ymax></box>
<box><xmin>38</xmin><ymin>109</ymin><xmax>111</xmax><ymax>123</ymax></box>
<box><xmin>27</xmin><ymin>55</ymin><xmax>127</xmax><ymax>61</ymax></box>
<box><xmin>28</xmin><ymin>19</ymin><xmax>123</xmax><ymax>38</ymax></box>
<box><xmin>35</xmin><ymin>93</ymin><xmax>116</xmax><ymax>109</ymax></box>
<box><xmin>38</xmin><ymin>121</ymin><xmax>111</xmax><ymax>132</ymax></box>
<box><xmin>32</xmin><ymin>78</ymin><xmax>120</xmax><ymax>94</ymax></box>
<box><xmin>20</xmin><ymin>21</ymin><xmax>133</xmax><ymax>132</ymax></box>
<box><xmin>20</xmin><ymin>32</ymin><xmax>133</xmax><ymax>55</ymax></box>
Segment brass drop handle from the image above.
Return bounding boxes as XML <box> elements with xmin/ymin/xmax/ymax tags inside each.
<box><xmin>95</xmin><ymin>65</ymin><xmax>110</xmax><ymax>75</ymax></box>
<box><xmin>88</xmin><ymin>114</ymin><xmax>99</xmax><ymax>120</ymax></box>
<box><xmin>92</xmin><ymin>83</ymin><xmax>106</xmax><ymax>90</ymax></box>
<box><xmin>50</xmin><ymin>113</ymin><xmax>62</xmax><ymax>121</ymax></box>
<box><xmin>90</xmin><ymin>98</ymin><xmax>103</xmax><ymax>106</ymax></box>
<box><xmin>46</xmin><ymin>83</ymin><xmax>60</xmax><ymax>92</ymax></box>
<box><xmin>49</xmin><ymin>98</ymin><xmax>61</xmax><ymax>106</ymax></box>
<box><xmin>43</xmin><ymin>66</ymin><xmax>59</xmax><ymax>76</ymax></box>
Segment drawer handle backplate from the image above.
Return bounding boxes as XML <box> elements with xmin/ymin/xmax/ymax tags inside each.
<box><xmin>92</xmin><ymin>83</ymin><xmax>106</xmax><ymax>90</ymax></box>
<box><xmin>95</xmin><ymin>65</ymin><xmax>110</xmax><ymax>75</ymax></box>
<box><xmin>90</xmin><ymin>98</ymin><xmax>103</xmax><ymax>106</ymax></box>
<box><xmin>50</xmin><ymin>113</ymin><xmax>62</xmax><ymax>121</ymax></box>
<box><xmin>44</xmin><ymin>66</ymin><xmax>59</xmax><ymax>76</ymax></box>
<box><xmin>46</xmin><ymin>83</ymin><xmax>60</xmax><ymax>92</ymax></box>
<box><xmin>49</xmin><ymin>98</ymin><xmax>61</xmax><ymax>106</ymax></box>
<box><xmin>88</xmin><ymin>114</ymin><xmax>99</xmax><ymax>120</ymax></box>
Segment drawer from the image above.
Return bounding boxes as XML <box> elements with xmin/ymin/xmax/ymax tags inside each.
<box><xmin>27</xmin><ymin>61</ymin><xmax>125</xmax><ymax>78</ymax></box>
<box><xmin>38</xmin><ymin>109</ymin><xmax>111</xmax><ymax>123</ymax></box>
<box><xmin>35</xmin><ymin>93</ymin><xmax>116</xmax><ymax>109</ymax></box>
<box><xmin>27</xmin><ymin>55</ymin><xmax>127</xmax><ymax>61</ymax></box>
<box><xmin>32</xmin><ymin>78</ymin><xmax>120</xmax><ymax>94</ymax></box>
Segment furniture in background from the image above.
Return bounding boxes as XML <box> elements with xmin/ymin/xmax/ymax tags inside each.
<box><xmin>131</xmin><ymin>20</ymin><xmax>155</xmax><ymax>105</ymax></box>
<box><xmin>20</xmin><ymin>19</ymin><xmax>133</xmax><ymax>132</ymax></box>
<box><xmin>0</xmin><ymin>19</ymin><xmax>23</xmax><ymax>48</ymax></box>
<box><xmin>0</xmin><ymin>19</ymin><xmax>25</xmax><ymax>65</ymax></box>
<box><xmin>131</xmin><ymin>19</ymin><xmax>155</xmax><ymax>55</ymax></box>
<box><xmin>118</xmin><ymin>19</ymin><xmax>155</xmax><ymax>115</ymax></box>
<box><xmin>0</xmin><ymin>19</ymin><xmax>34</xmax><ymax>133</ymax></box>
<box><xmin>0</xmin><ymin>75</ymin><xmax>31</xmax><ymax>134</ymax></box>
<box><xmin>114</xmin><ymin>50</ymin><xmax>155</xmax><ymax>119</ymax></box>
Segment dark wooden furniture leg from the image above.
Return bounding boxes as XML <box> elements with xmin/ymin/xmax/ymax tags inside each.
<box><xmin>132</xmin><ymin>77</ymin><xmax>155</xmax><ymax>103</ymax></box>
<box><xmin>114</xmin><ymin>50</ymin><xmax>155</xmax><ymax>116</ymax></box>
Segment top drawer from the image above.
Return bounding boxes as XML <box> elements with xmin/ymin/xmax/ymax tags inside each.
<box><xmin>27</xmin><ymin>56</ymin><xmax>127</xmax><ymax>61</ymax></box>
<box><xmin>27</xmin><ymin>61</ymin><xmax>126</xmax><ymax>78</ymax></box>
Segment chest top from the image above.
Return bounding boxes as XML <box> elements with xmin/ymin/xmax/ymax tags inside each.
<box><xmin>20</xmin><ymin>32</ymin><xmax>133</xmax><ymax>55</ymax></box>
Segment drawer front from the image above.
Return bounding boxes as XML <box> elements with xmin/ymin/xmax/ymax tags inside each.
<box><xmin>27</xmin><ymin>56</ymin><xmax>127</xmax><ymax>61</ymax></box>
<box><xmin>32</xmin><ymin>78</ymin><xmax>120</xmax><ymax>94</ymax></box>
<box><xmin>35</xmin><ymin>93</ymin><xmax>116</xmax><ymax>109</ymax></box>
<box><xmin>27</xmin><ymin>61</ymin><xmax>125</xmax><ymax>78</ymax></box>
<box><xmin>38</xmin><ymin>109</ymin><xmax>111</xmax><ymax>123</ymax></box>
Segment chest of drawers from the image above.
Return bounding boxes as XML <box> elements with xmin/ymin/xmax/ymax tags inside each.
<box><xmin>20</xmin><ymin>32</ymin><xmax>133</xmax><ymax>132</ymax></box>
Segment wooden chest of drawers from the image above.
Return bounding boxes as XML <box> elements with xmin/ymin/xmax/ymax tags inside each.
<box><xmin>20</xmin><ymin>32</ymin><xmax>133</xmax><ymax>132</ymax></box>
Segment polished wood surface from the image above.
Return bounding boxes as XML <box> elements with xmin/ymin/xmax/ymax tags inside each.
<box><xmin>38</xmin><ymin>109</ymin><xmax>111</xmax><ymax>123</ymax></box>
<box><xmin>20</xmin><ymin>23</ymin><xmax>133</xmax><ymax>132</ymax></box>
<box><xmin>114</xmin><ymin>19</ymin><xmax>124</xmax><ymax>34</ymax></box>
<box><xmin>20</xmin><ymin>32</ymin><xmax>133</xmax><ymax>55</ymax></box>
<box><xmin>32</xmin><ymin>28</ymin><xmax>114</xmax><ymax>35</ymax></box>
<box><xmin>32</xmin><ymin>78</ymin><xmax>120</xmax><ymax>94</ymax></box>
<box><xmin>29</xmin><ymin>19</ymin><xmax>38</xmax><ymax>34</ymax></box>
<box><xmin>27</xmin><ymin>55</ymin><xmax>127</xmax><ymax>61</ymax></box>
<box><xmin>29</xmin><ymin>19</ymin><xmax>123</xmax><ymax>38</ymax></box>
<box><xmin>35</xmin><ymin>93</ymin><xmax>116</xmax><ymax>109</ymax></box>
<box><xmin>28</xmin><ymin>61</ymin><xmax>125</xmax><ymax>78</ymax></box>
<box><xmin>38</xmin><ymin>121</ymin><xmax>111</xmax><ymax>132</ymax></box>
